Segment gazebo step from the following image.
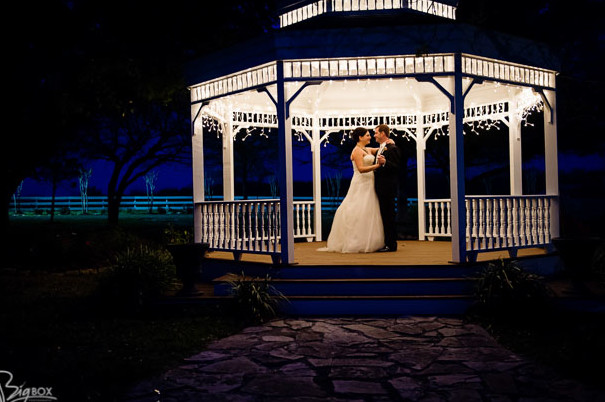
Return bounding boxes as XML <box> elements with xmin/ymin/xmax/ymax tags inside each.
<box><xmin>200</xmin><ymin>249</ymin><xmax>495</xmax><ymax>315</ymax></box>
<box><xmin>200</xmin><ymin>258</ymin><xmax>483</xmax><ymax>282</ymax></box>
<box><xmin>162</xmin><ymin>292</ymin><xmax>474</xmax><ymax>316</ymax></box>
<box><xmin>280</xmin><ymin>295</ymin><xmax>474</xmax><ymax>316</ymax></box>
<box><xmin>212</xmin><ymin>275</ymin><xmax>476</xmax><ymax>297</ymax></box>
<box><xmin>272</xmin><ymin>265</ymin><xmax>481</xmax><ymax>279</ymax></box>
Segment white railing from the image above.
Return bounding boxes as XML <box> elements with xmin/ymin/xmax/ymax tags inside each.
<box><xmin>425</xmin><ymin>195</ymin><xmax>557</xmax><ymax>252</ymax></box>
<box><xmin>425</xmin><ymin>198</ymin><xmax>452</xmax><ymax>239</ymax></box>
<box><xmin>283</xmin><ymin>54</ymin><xmax>455</xmax><ymax>79</ymax></box>
<box><xmin>293</xmin><ymin>201</ymin><xmax>316</xmax><ymax>240</ymax></box>
<box><xmin>190</xmin><ymin>62</ymin><xmax>277</xmax><ymax>103</ymax></box>
<box><xmin>461</xmin><ymin>54</ymin><xmax>556</xmax><ymax>89</ymax></box>
<box><xmin>279</xmin><ymin>0</ymin><xmax>456</xmax><ymax>28</ymax></box>
<box><xmin>198</xmin><ymin>199</ymin><xmax>316</xmax><ymax>255</ymax></box>
<box><xmin>466</xmin><ymin>195</ymin><xmax>555</xmax><ymax>252</ymax></box>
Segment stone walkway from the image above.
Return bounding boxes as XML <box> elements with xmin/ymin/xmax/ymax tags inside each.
<box><xmin>123</xmin><ymin>317</ymin><xmax>605</xmax><ymax>401</ymax></box>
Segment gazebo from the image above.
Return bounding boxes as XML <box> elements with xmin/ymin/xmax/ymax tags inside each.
<box><xmin>186</xmin><ymin>0</ymin><xmax>560</xmax><ymax>266</ymax></box>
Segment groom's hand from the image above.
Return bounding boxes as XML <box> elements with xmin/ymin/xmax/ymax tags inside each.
<box><xmin>377</xmin><ymin>155</ymin><xmax>386</xmax><ymax>166</ymax></box>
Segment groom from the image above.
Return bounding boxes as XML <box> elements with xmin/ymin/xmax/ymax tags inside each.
<box><xmin>374</xmin><ymin>124</ymin><xmax>401</xmax><ymax>252</ymax></box>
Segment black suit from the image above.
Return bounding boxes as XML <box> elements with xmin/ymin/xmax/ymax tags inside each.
<box><xmin>374</xmin><ymin>143</ymin><xmax>401</xmax><ymax>250</ymax></box>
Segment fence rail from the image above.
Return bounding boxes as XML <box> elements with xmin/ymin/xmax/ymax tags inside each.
<box><xmin>10</xmin><ymin>195</ymin><xmax>194</xmax><ymax>213</ymax></box>
<box><xmin>10</xmin><ymin>195</ymin><xmax>416</xmax><ymax>214</ymax></box>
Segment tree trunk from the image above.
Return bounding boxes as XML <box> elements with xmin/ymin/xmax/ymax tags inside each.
<box><xmin>2</xmin><ymin>178</ymin><xmax>21</xmax><ymax>235</ymax></box>
<box><xmin>50</xmin><ymin>175</ymin><xmax>57</xmax><ymax>222</ymax></box>
<box><xmin>107</xmin><ymin>193</ymin><xmax>122</xmax><ymax>225</ymax></box>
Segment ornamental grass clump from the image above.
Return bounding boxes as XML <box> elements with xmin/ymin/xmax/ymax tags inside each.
<box><xmin>162</xmin><ymin>223</ymin><xmax>194</xmax><ymax>245</ymax></box>
<box><xmin>226</xmin><ymin>271</ymin><xmax>289</xmax><ymax>324</ymax></box>
<box><xmin>472</xmin><ymin>258</ymin><xmax>553</xmax><ymax>320</ymax></box>
<box><xmin>97</xmin><ymin>245</ymin><xmax>177</xmax><ymax>314</ymax></box>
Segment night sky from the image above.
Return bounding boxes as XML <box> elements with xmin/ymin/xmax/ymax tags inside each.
<box><xmin>15</xmin><ymin>0</ymin><xmax>604</xmax><ymax>205</ymax></box>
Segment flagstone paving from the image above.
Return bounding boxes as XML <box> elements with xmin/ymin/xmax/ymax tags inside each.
<box><xmin>123</xmin><ymin>316</ymin><xmax>605</xmax><ymax>401</ymax></box>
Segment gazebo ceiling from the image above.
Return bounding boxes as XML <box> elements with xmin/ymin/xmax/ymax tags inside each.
<box><xmin>222</xmin><ymin>77</ymin><xmax>523</xmax><ymax>116</ymax></box>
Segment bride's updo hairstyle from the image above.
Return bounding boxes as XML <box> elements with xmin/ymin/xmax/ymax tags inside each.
<box><xmin>350</xmin><ymin>127</ymin><xmax>368</xmax><ymax>143</ymax></box>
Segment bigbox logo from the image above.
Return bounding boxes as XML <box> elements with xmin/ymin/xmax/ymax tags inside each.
<box><xmin>0</xmin><ymin>370</ymin><xmax>57</xmax><ymax>402</ymax></box>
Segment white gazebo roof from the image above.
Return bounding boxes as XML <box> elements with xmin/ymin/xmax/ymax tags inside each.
<box><xmin>186</xmin><ymin>21</ymin><xmax>559</xmax><ymax>99</ymax></box>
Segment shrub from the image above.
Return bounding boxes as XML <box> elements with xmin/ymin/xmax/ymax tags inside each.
<box><xmin>96</xmin><ymin>245</ymin><xmax>177</xmax><ymax>314</ymax></box>
<box><xmin>472</xmin><ymin>258</ymin><xmax>553</xmax><ymax>319</ymax></box>
<box><xmin>163</xmin><ymin>223</ymin><xmax>194</xmax><ymax>245</ymax></box>
<box><xmin>592</xmin><ymin>240</ymin><xmax>605</xmax><ymax>282</ymax></box>
<box><xmin>225</xmin><ymin>271</ymin><xmax>288</xmax><ymax>324</ymax></box>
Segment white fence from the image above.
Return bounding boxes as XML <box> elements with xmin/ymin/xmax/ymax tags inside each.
<box><xmin>425</xmin><ymin>195</ymin><xmax>557</xmax><ymax>252</ymax></box>
<box><xmin>10</xmin><ymin>195</ymin><xmax>193</xmax><ymax>213</ymax></box>
<box><xmin>11</xmin><ymin>195</ymin><xmax>395</xmax><ymax>215</ymax></box>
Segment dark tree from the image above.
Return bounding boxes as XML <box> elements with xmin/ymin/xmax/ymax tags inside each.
<box><xmin>3</xmin><ymin>0</ymin><xmax>278</xmax><ymax>229</ymax></box>
<box><xmin>2</xmin><ymin>0</ymin><xmax>86</xmax><ymax>232</ymax></box>
<box><xmin>34</xmin><ymin>152</ymin><xmax>82</xmax><ymax>222</ymax></box>
<box><xmin>76</xmin><ymin>56</ymin><xmax>191</xmax><ymax>224</ymax></box>
<box><xmin>457</xmin><ymin>0</ymin><xmax>605</xmax><ymax>157</ymax></box>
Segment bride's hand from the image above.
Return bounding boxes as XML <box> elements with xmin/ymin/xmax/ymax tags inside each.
<box><xmin>386</xmin><ymin>138</ymin><xmax>395</xmax><ymax>145</ymax></box>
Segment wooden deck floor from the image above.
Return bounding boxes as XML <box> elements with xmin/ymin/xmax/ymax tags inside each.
<box><xmin>206</xmin><ymin>240</ymin><xmax>549</xmax><ymax>266</ymax></box>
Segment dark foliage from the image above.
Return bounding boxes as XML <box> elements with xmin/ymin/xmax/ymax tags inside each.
<box><xmin>95</xmin><ymin>245</ymin><xmax>178</xmax><ymax>314</ymax></box>
<box><xmin>471</xmin><ymin>258</ymin><xmax>554</xmax><ymax>319</ymax></box>
<box><xmin>225</xmin><ymin>271</ymin><xmax>289</xmax><ymax>324</ymax></box>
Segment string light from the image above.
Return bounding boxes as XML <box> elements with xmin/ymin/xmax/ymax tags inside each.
<box><xmin>428</xmin><ymin>125</ymin><xmax>449</xmax><ymax>139</ymax></box>
<box><xmin>240</xmin><ymin>127</ymin><xmax>252</xmax><ymax>141</ymax></box>
<box><xmin>397</xmin><ymin>129</ymin><xmax>414</xmax><ymax>141</ymax></box>
<box><xmin>201</xmin><ymin>115</ymin><xmax>223</xmax><ymax>138</ymax></box>
<box><xmin>516</xmin><ymin>87</ymin><xmax>544</xmax><ymax>126</ymax></box>
<box><xmin>202</xmin><ymin>93</ymin><xmax>543</xmax><ymax>145</ymax></box>
<box><xmin>464</xmin><ymin>119</ymin><xmax>502</xmax><ymax>136</ymax></box>
<box><xmin>237</xmin><ymin>127</ymin><xmax>270</xmax><ymax>142</ymax></box>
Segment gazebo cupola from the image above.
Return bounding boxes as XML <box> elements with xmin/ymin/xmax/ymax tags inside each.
<box><xmin>187</xmin><ymin>0</ymin><xmax>560</xmax><ymax>265</ymax></box>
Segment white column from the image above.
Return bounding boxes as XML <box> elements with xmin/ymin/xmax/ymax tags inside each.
<box><xmin>191</xmin><ymin>104</ymin><xmax>205</xmax><ymax>243</ymax></box>
<box><xmin>509</xmin><ymin>97</ymin><xmax>523</xmax><ymax>195</ymax></box>
<box><xmin>222</xmin><ymin>118</ymin><xmax>235</xmax><ymax>201</ymax></box>
<box><xmin>276</xmin><ymin>62</ymin><xmax>295</xmax><ymax>264</ymax></box>
<box><xmin>416</xmin><ymin>124</ymin><xmax>427</xmax><ymax>240</ymax></box>
<box><xmin>543</xmin><ymin>89</ymin><xmax>559</xmax><ymax>238</ymax></box>
<box><xmin>312</xmin><ymin>114</ymin><xmax>323</xmax><ymax>241</ymax></box>
<box><xmin>449</xmin><ymin>54</ymin><xmax>467</xmax><ymax>263</ymax></box>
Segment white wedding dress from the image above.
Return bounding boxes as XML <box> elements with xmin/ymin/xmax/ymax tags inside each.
<box><xmin>319</xmin><ymin>153</ymin><xmax>385</xmax><ymax>253</ymax></box>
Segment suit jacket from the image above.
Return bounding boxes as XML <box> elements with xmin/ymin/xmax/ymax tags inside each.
<box><xmin>374</xmin><ymin>143</ymin><xmax>401</xmax><ymax>193</ymax></box>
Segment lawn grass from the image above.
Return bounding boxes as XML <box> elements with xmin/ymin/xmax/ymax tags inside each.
<box><xmin>1</xmin><ymin>214</ymin><xmax>244</xmax><ymax>401</ymax></box>
<box><xmin>0</xmin><ymin>270</ymin><xmax>243</xmax><ymax>401</ymax></box>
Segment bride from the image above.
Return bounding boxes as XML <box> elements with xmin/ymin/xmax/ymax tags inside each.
<box><xmin>319</xmin><ymin>127</ymin><xmax>387</xmax><ymax>253</ymax></box>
